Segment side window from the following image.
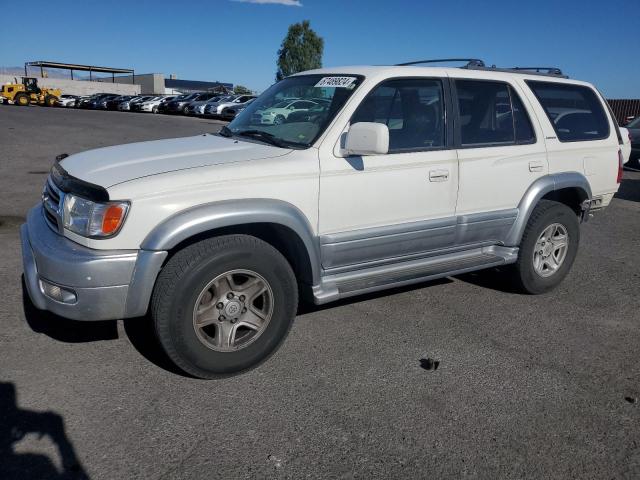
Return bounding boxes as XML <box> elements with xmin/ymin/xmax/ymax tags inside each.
<box><xmin>511</xmin><ymin>88</ymin><xmax>535</xmax><ymax>143</ymax></box>
<box><xmin>352</xmin><ymin>78</ymin><xmax>445</xmax><ymax>152</ymax></box>
<box><xmin>455</xmin><ymin>80</ymin><xmax>535</xmax><ymax>146</ymax></box>
<box><xmin>526</xmin><ymin>81</ymin><xmax>610</xmax><ymax>142</ymax></box>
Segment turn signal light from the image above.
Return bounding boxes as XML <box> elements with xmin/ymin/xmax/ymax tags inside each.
<box><xmin>102</xmin><ymin>204</ymin><xmax>126</xmax><ymax>235</ymax></box>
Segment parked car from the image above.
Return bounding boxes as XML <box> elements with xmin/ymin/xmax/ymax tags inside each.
<box><xmin>104</xmin><ymin>95</ymin><xmax>135</xmax><ymax>110</ymax></box>
<box><xmin>624</xmin><ymin>116</ymin><xmax>640</xmax><ymax>165</ymax></box>
<box><xmin>250</xmin><ymin>98</ymin><xmax>318</xmax><ymax>125</ymax></box>
<box><xmin>119</xmin><ymin>96</ymin><xmax>153</xmax><ymax>112</ymax></box>
<box><xmin>190</xmin><ymin>96</ymin><xmax>227</xmax><ymax>116</ymax></box>
<box><xmin>138</xmin><ymin>95</ymin><xmax>175</xmax><ymax>113</ymax></box>
<box><xmin>208</xmin><ymin>95</ymin><xmax>256</xmax><ymax>118</ymax></box>
<box><xmin>95</xmin><ymin>95</ymin><xmax>122</xmax><ymax>110</ymax></box>
<box><xmin>134</xmin><ymin>96</ymin><xmax>167</xmax><ymax>113</ymax></box>
<box><xmin>220</xmin><ymin>98</ymin><xmax>255</xmax><ymax>120</ymax></box>
<box><xmin>156</xmin><ymin>96</ymin><xmax>178</xmax><ymax>114</ymax></box>
<box><xmin>56</xmin><ymin>95</ymin><xmax>79</xmax><ymax>107</ymax></box>
<box><xmin>163</xmin><ymin>93</ymin><xmax>202</xmax><ymax>114</ymax></box>
<box><xmin>203</xmin><ymin>96</ymin><xmax>235</xmax><ymax>117</ymax></box>
<box><xmin>22</xmin><ymin>62</ymin><xmax>624</xmax><ymax>378</ymax></box>
<box><xmin>183</xmin><ymin>93</ymin><xmax>222</xmax><ymax>115</ymax></box>
<box><xmin>75</xmin><ymin>93</ymin><xmax>112</xmax><ymax>109</ymax></box>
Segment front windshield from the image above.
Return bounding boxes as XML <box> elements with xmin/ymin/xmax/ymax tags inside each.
<box><xmin>226</xmin><ymin>74</ymin><xmax>363</xmax><ymax>148</ymax></box>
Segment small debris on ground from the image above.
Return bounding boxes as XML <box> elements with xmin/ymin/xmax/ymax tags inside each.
<box><xmin>420</xmin><ymin>358</ymin><xmax>440</xmax><ymax>371</ymax></box>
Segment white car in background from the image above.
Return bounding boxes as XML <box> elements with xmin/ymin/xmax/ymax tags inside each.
<box><xmin>119</xmin><ymin>96</ymin><xmax>152</xmax><ymax>111</ymax></box>
<box><xmin>138</xmin><ymin>96</ymin><xmax>172</xmax><ymax>113</ymax></box>
<box><xmin>57</xmin><ymin>95</ymin><xmax>79</xmax><ymax>107</ymax></box>
<box><xmin>250</xmin><ymin>99</ymin><xmax>318</xmax><ymax>125</ymax></box>
<box><xmin>193</xmin><ymin>96</ymin><xmax>227</xmax><ymax>116</ymax></box>
<box><xmin>208</xmin><ymin>95</ymin><xmax>256</xmax><ymax>117</ymax></box>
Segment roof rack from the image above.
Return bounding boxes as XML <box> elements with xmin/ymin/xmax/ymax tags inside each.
<box><xmin>396</xmin><ymin>58</ymin><xmax>485</xmax><ymax>67</ymax></box>
<box><xmin>397</xmin><ymin>58</ymin><xmax>568</xmax><ymax>78</ymax></box>
<box><xmin>465</xmin><ymin>65</ymin><xmax>567</xmax><ymax>78</ymax></box>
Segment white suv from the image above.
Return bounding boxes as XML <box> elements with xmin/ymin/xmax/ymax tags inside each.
<box><xmin>21</xmin><ymin>60</ymin><xmax>624</xmax><ymax>378</ymax></box>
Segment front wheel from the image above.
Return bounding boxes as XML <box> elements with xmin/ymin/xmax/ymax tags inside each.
<box><xmin>151</xmin><ymin>235</ymin><xmax>298</xmax><ymax>378</ymax></box>
<box><xmin>44</xmin><ymin>95</ymin><xmax>57</xmax><ymax>107</ymax></box>
<box><xmin>510</xmin><ymin>200</ymin><xmax>580</xmax><ymax>294</ymax></box>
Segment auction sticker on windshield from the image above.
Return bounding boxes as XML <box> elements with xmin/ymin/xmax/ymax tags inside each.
<box><xmin>315</xmin><ymin>77</ymin><xmax>357</xmax><ymax>88</ymax></box>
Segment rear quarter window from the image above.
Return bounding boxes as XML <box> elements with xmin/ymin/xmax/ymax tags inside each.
<box><xmin>526</xmin><ymin>81</ymin><xmax>610</xmax><ymax>142</ymax></box>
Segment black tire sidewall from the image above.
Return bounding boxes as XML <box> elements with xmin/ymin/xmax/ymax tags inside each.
<box><xmin>155</xmin><ymin>238</ymin><xmax>297</xmax><ymax>377</ymax></box>
<box><xmin>517</xmin><ymin>203</ymin><xmax>580</xmax><ymax>294</ymax></box>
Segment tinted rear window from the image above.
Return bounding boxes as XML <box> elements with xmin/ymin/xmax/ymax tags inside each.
<box><xmin>526</xmin><ymin>81</ymin><xmax>610</xmax><ymax>142</ymax></box>
<box><xmin>454</xmin><ymin>80</ymin><xmax>535</xmax><ymax>146</ymax></box>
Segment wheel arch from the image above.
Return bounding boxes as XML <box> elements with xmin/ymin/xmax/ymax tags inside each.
<box><xmin>504</xmin><ymin>172</ymin><xmax>591</xmax><ymax>246</ymax></box>
<box><xmin>141</xmin><ymin>199</ymin><xmax>321</xmax><ymax>286</ymax></box>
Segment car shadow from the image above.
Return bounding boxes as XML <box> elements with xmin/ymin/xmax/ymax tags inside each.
<box><xmin>454</xmin><ymin>267</ymin><xmax>524</xmax><ymax>294</ymax></box>
<box><xmin>297</xmin><ymin>277</ymin><xmax>453</xmax><ymax>316</ymax></box>
<box><xmin>0</xmin><ymin>382</ymin><xmax>90</xmax><ymax>480</ymax></box>
<box><xmin>615</xmin><ymin>177</ymin><xmax>640</xmax><ymax>202</ymax></box>
<box><xmin>21</xmin><ymin>276</ymin><xmax>188</xmax><ymax>377</ymax></box>
<box><xmin>122</xmin><ymin>316</ymin><xmax>192</xmax><ymax>378</ymax></box>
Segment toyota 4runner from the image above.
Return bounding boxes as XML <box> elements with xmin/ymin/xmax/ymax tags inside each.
<box><xmin>21</xmin><ymin>59</ymin><xmax>624</xmax><ymax>378</ymax></box>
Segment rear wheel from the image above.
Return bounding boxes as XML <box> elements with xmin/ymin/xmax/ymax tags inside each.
<box><xmin>510</xmin><ymin>200</ymin><xmax>580</xmax><ymax>294</ymax></box>
<box><xmin>152</xmin><ymin>106</ymin><xmax>158</xmax><ymax>114</ymax></box>
<box><xmin>151</xmin><ymin>234</ymin><xmax>298</xmax><ymax>378</ymax></box>
<box><xmin>14</xmin><ymin>93</ymin><xmax>30</xmax><ymax>106</ymax></box>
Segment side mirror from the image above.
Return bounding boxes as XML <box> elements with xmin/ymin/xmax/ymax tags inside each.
<box><xmin>345</xmin><ymin>122</ymin><xmax>389</xmax><ymax>156</ymax></box>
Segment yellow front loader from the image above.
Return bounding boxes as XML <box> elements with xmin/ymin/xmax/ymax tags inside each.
<box><xmin>0</xmin><ymin>77</ymin><xmax>61</xmax><ymax>106</ymax></box>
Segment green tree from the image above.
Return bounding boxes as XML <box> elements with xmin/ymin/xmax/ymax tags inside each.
<box><xmin>276</xmin><ymin>20</ymin><xmax>324</xmax><ymax>82</ymax></box>
<box><xmin>234</xmin><ymin>85</ymin><xmax>252</xmax><ymax>95</ymax></box>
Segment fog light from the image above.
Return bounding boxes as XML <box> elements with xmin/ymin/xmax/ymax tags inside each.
<box><xmin>39</xmin><ymin>279</ymin><xmax>77</xmax><ymax>304</ymax></box>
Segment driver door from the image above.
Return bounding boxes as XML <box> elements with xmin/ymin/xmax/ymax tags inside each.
<box><xmin>319</xmin><ymin>77</ymin><xmax>459</xmax><ymax>270</ymax></box>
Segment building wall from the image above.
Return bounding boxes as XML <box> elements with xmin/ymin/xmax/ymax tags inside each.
<box><xmin>0</xmin><ymin>74</ymin><xmax>140</xmax><ymax>96</ymax></box>
<box><xmin>106</xmin><ymin>73</ymin><xmax>166</xmax><ymax>94</ymax></box>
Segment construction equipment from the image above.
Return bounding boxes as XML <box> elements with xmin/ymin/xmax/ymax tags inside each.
<box><xmin>0</xmin><ymin>77</ymin><xmax>61</xmax><ymax>106</ymax></box>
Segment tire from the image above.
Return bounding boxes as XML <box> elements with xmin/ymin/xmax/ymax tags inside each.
<box><xmin>44</xmin><ymin>95</ymin><xmax>57</xmax><ymax>107</ymax></box>
<box><xmin>273</xmin><ymin>114</ymin><xmax>285</xmax><ymax>125</ymax></box>
<box><xmin>510</xmin><ymin>200</ymin><xmax>580</xmax><ymax>294</ymax></box>
<box><xmin>152</xmin><ymin>106</ymin><xmax>158</xmax><ymax>114</ymax></box>
<box><xmin>14</xmin><ymin>93</ymin><xmax>30</xmax><ymax>106</ymax></box>
<box><xmin>151</xmin><ymin>234</ymin><xmax>298</xmax><ymax>378</ymax></box>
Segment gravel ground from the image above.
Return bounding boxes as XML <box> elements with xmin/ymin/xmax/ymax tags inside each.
<box><xmin>0</xmin><ymin>105</ymin><xmax>639</xmax><ymax>479</ymax></box>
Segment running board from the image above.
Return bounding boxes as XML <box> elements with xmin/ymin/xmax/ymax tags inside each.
<box><xmin>312</xmin><ymin>246</ymin><xmax>518</xmax><ymax>305</ymax></box>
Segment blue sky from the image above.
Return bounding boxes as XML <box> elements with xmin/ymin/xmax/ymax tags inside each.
<box><xmin>1</xmin><ymin>0</ymin><xmax>639</xmax><ymax>97</ymax></box>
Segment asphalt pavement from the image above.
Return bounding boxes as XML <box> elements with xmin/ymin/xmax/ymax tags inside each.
<box><xmin>1</xmin><ymin>105</ymin><xmax>638</xmax><ymax>479</ymax></box>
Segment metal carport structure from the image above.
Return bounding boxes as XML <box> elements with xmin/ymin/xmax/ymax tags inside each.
<box><xmin>24</xmin><ymin>61</ymin><xmax>135</xmax><ymax>83</ymax></box>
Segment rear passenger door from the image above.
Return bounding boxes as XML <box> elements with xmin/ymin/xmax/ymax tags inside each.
<box><xmin>452</xmin><ymin>78</ymin><xmax>548</xmax><ymax>227</ymax></box>
<box><xmin>525</xmin><ymin>80</ymin><xmax>620</xmax><ymax>198</ymax></box>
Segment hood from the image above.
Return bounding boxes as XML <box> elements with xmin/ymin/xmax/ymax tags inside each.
<box><xmin>60</xmin><ymin>134</ymin><xmax>292</xmax><ymax>189</ymax></box>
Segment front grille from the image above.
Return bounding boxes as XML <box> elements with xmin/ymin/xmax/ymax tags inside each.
<box><xmin>42</xmin><ymin>176</ymin><xmax>64</xmax><ymax>233</ymax></box>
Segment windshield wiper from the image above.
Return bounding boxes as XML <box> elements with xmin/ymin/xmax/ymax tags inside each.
<box><xmin>218</xmin><ymin>125</ymin><xmax>233</xmax><ymax>137</ymax></box>
<box><xmin>235</xmin><ymin>130</ymin><xmax>290</xmax><ymax>148</ymax></box>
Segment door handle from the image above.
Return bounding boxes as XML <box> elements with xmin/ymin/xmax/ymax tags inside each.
<box><xmin>429</xmin><ymin>169</ymin><xmax>449</xmax><ymax>182</ymax></box>
<box><xmin>529</xmin><ymin>161</ymin><xmax>544</xmax><ymax>172</ymax></box>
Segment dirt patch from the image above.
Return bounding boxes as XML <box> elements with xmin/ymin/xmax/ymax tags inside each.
<box><xmin>0</xmin><ymin>215</ymin><xmax>25</xmax><ymax>231</ymax></box>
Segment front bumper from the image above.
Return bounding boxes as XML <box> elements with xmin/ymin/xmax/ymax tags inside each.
<box><xmin>21</xmin><ymin>206</ymin><xmax>167</xmax><ymax>321</ymax></box>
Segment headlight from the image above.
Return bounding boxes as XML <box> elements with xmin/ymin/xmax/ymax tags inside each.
<box><xmin>62</xmin><ymin>194</ymin><xmax>129</xmax><ymax>238</ymax></box>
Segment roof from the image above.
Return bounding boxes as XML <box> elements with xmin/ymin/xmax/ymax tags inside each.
<box><xmin>25</xmin><ymin>61</ymin><xmax>134</xmax><ymax>74</ymax></box>
<box><xmin>293</xmin><ymin>65</ymin><xmax>592</xmax><ymax>87</ymax></box>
